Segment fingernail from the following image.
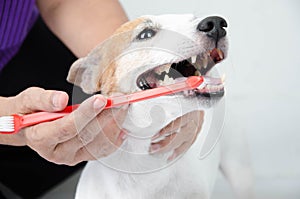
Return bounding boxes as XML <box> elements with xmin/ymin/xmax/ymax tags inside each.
<box><xmin>167</xmin><ymin>152</ymin><xmax>177</xmax><ymax>162</ymax></box>
<box><xmin>150</xmin><ymin>144</ymin><xmax>161</xmax><ymax>153</ymax></box>
<box><xmin>151</xmin><ymin>133</ymin><xmax>161</xmax><ymax>141</ymax></box>
<box><xmin>119</xmin><ymin>130</ymin><xmax>128</xmax><ymax>140</ymax></box>
<box><xmin>52</xmin><ymin>92</ymin><xmax>64</xmax><ymax>108</ymax></box>
<box><xmin>93</xmin><ymin>97</ymin><xmax>106</xmax><ymax>110</ymax></box>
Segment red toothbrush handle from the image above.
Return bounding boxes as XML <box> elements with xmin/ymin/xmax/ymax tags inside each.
<box><xmin>104</xmin><ymin>76</ymin><xmax>204</xmax><ymax>108</ymax></box>
<box><xmin>19</xmin><ymin>76</ymin><xmax>204</xmax><ymax>130</ymax></box>
<box><xmin>20</xmin><ymin>104</ymin><xmax>80</xmax><ymax>129</ymax></box>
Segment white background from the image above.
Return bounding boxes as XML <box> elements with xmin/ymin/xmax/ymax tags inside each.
<box><xmin>118</xmin><ymin>0</ymin><xmax>300</xmax><ymax>198</ymax></box>
<box><xmin>40</xmin><ymin>0</ymin><xmax>300</xmax><ymax>198</ymax></box>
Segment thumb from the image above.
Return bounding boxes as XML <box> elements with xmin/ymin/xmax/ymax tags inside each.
<box><xmin>10</xmin><ymin>87</ymin><xmax>69</xmax><ymax>114</ymax></box>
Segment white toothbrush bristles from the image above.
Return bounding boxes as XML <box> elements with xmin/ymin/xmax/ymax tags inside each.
<box><xmin>0</xmin><ymin>116</ymin><xmax>15</xmax><ymax>132</ymax></box>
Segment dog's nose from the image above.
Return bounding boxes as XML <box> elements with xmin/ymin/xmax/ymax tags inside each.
<box><xmin>197</xmin><ymin>16</ymin><xmax>227</xmax><ymax>42</ymax></box>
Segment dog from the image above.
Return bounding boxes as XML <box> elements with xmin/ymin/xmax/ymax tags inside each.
<box><xmin>67</xmin><ymin>14</ymin><xmax>253</xmax><ymax>199</ymax></box>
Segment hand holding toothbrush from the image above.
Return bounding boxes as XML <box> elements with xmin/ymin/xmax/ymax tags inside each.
<box><xmin>0</xmin><ymin>87</ymin><xmax>128</xmax><ymax>165</ymax></box>
<box><xmin>0</xmin><ymin>77</ymin><xmax>207</xmax><ymax>165</ymax></box>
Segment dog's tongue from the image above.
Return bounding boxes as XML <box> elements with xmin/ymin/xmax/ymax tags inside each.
<box><xmin>210</xmin><ymin>48</ymin><xmax>224</xmax><ymax>63</ymax></box>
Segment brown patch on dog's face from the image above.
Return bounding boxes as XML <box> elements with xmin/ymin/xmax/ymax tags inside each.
<box><xmin>99</xmin><ymin>18</ymin><xmax>146</xmax><ymax>95</ymax></box>
<box><xmin>114</xmin><ymin>18</ymin><xmax>145</xmax><ymax>35</ymax></box>
<box><xmin>67</xmin><ymin>17</ymin><xmax>146</xmax><ymax>95</ymax></box>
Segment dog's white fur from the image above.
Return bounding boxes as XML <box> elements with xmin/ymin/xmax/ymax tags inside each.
<box><xmin>67</xmin><ymin>14</ymin><xmax>253</xmax><ymax>199</ymax></box>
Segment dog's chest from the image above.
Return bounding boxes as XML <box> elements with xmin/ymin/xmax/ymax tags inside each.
<box><xmin>75</xmin><ymin>96</ymin><xmax>221</xmax><ymax>199</ymax></box>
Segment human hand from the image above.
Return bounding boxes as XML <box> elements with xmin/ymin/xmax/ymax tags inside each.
<box><xmin>149</xmin><ymin>111</ymin><xmax>204</xmax><ymax>161</ymax></box>
<box><xmin>0</xmin><ymin>87</ymin><xmax>128</xmax><ymax>165</ymax></box>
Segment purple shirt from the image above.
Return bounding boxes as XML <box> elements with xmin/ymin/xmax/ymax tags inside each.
<box><xmin>0</xmin><ymin>0</ymin><xmax>39</xmax><ymax>71</ymax></box>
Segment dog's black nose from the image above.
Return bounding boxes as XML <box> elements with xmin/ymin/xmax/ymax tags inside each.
<box><xmin>197</xmin><ymin>16</ymin><xmax>227</xmax><ymax>42</ymax></box>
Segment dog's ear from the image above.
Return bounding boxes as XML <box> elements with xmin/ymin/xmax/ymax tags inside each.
<box><xmin>67</xmin><ymin>42</ymin><xmax>110</xmax><ymax>94</ymax></box>
<box><xmin>67</xmin><ymin>23</ymin><xmax>137</xmax><ymax>94</ymax></box>
<box><xmin>67</xmin><ymin>47</ymin><xmax>103</xmax><ymax>94</ymax></box>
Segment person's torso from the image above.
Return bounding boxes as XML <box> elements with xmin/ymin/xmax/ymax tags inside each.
<box><xmin>0</xmin><ymin>0</ymin><xmax>39</xmax><ymax>71</ymax></box>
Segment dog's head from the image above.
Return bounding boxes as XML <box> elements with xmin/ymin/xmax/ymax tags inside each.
<box><xmin>67</xmin><ymin>14</ymin><xmax>228</xmax><ymax>107</ymax></box>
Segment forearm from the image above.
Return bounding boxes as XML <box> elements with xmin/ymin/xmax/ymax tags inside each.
<box><xmin>37</xmin><ymin>0</ymin><xmax>128</xmax><ymax>57</ymax></box>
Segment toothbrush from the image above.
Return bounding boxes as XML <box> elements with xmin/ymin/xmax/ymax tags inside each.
<box><xmin>0</xmin><ymin>76</ymin><xmax>204</xmax><ymax>134</ymax></box>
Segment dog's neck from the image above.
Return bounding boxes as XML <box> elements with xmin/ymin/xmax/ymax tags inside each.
<box><xmin>122</xmin><ymin>95</ymin><xmax>206</xmax><ymax>151</ymax></box>
<box><xmin>97</xmin><ymin>95</ymin><xmax>214</xmax><ymax>173</ymax></box>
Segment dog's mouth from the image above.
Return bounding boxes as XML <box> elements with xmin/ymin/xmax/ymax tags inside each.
<box><xmin>136</xmin><ymin>48</ymin><xmax>225</xmax><ymax>98</ymax></box>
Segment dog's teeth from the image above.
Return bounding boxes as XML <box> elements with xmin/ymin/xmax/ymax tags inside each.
<box><xmin>158</xmin><ymin>80</ymin><xmax>163</xmax><ymax>86</ymax></box>
<box><xmin>183</xmin><ymin>90</ymin><xmax>189</xmax><ymax>96</ymax></box>
<box><xmin>139</xmin><ymin>80</ymin><xmax>143</xmax><ymax>87</ymax></box>
<box><xmin>202</xmin><ymin>57</ymin><xmax>208</xmax><ymax>69</ymax></box>
<box><xmin>206</xmin><ymin>85</ymin><xmax>212</xmax><ymax>91</ymax></box>
<box><xmin>191</xmin><ymin>55</ymin><xmax>197</xmax><ymax>64</ymax></box>
<box><xmin>163</xmin><ymin>75</ymin><xmax>171</xmax><ymax>84</ymax></box>
<box><xmin>194</xmin><ymin>70</ymin><xmax>201</xmax><ymax>76</ymax></box>
<box><xmin>217</xmin><ymin>49</ymin><xmax>224</xmax><ymax>59</ymax></box>
<box><xmin>166</xmin><ymin>67</ymin><xmax>171</xmax><ymax>74</ymax></box>
<box><xmin>221</xmin><ymin>74</ymin><xmax>226</xmax><ymax>83</ymax></box>
<box><xmin>162</xmin><ymin>75</ymin><xmax>175</xmax><ymax>85</ymax></box>
<box><xmin>156</xmin><ymin>65</ymin><xmax>170</xmax><ymax>75</ymax></box>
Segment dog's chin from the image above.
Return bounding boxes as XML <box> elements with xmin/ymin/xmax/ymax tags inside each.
<box><xmin>134</xmin><ymin>48</ymin><xmax>226</xmax><ymax>101</ymax></box>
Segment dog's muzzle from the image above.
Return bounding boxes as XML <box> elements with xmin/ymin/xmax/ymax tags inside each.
<box><xmin>136</xmin><ymin>48</ymin><xmax>225</xmax><ymax>98</ymax></box>
<box><xmin>136</xmin><ymin>16</ymin><xmax>227</xmax><ymax>99</ymax></box>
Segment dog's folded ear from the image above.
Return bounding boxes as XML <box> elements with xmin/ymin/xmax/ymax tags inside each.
<box><xmin>67</xmin><ymin>23</ymin><xmax>135</xmax><ymax>94</ymax></box>
<box><xmin>67</xmin><ymin>56</ymin><xmax>97</xmax><ymax>94</ymax></box>
<box><xmin>67</xmin><ymin>38</ymin><xmax>116</xmax><ymax>94</ymax></box>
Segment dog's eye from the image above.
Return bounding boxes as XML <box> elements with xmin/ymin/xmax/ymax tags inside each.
<box><xmin>137</xmin><ymin>28</ymin><xmax>156</xmax><ymax>40</ymax></box>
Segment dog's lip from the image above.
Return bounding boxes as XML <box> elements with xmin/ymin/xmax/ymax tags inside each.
<box><xmin>136</xmin><ymin>48</ymin><xmax>225</xmax><ymax>98</ymax></box>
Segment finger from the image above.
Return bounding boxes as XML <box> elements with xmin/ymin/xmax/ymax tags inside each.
<box><xmin>97</xmin><ymin>105</ymin><xmax>128</xmax><ymax>129</ymax></box>
<box><xmin>150</xmin><ymin>112</ymin><xmax>204</xmax><ymax>155</ymax></box>
<box><xmin>74</xmin><ymin>104</ymin><xmax>128</xmax><ymax>148</ymax></box>
<box><xmin>74</xmin><ymin>128</ymin><xmax>125</xmax><ymax>161</ymax></box>
<box><xmin>64</xmin><ymin>130</ymin><xmax>127</xmax><ymax>166</ymax></box>
<box><xmin>10</xmin><ymin>87</ymin><xmax>69</xmax><ymax>114</ymax></box>
<box><xmin>52</xmin><ymin>105</ymin><xmax>128</xmax><ymax>160</ymax></box>
<box><xmin>150</xmin><ymin>133</ymin><xmax>178</xmax><ymax>154</ymax></box>
<box><xmin>153</xmin><ymin>110</ymin><xmax>204</xmax><ymax>140</ymax></box>
<box><xmin>165</xmin><ymin>118</ymin><xmax>203</xmax><ymax>160</ymax></box>
<box><xmin>74</xmin><ymin>108</ymin><xmax>128</xmax><ymax>161</ymax></box>
<box><xmin>151</xmin><ymin>116</ymin><xmax>187</xmax><ymax>141</ymax></box>
<box><xmin>24</xmin><ymin>95</ymin><xmax>107</xmax><ymax>147</ymax></box>
<box><xmin>167</xmin><ymin>141</ymin><xmax>191</xmax><ymax>162</ymax></box>
<box><xmin>72</xmin><ymin>95</ymin><xmax>108</xmax><ymax>133</ymax></box>
<box><xmin>73</xmin><ymin>130</ymin><xmax>127</xmax><ymax>164</ymax></box>
<box><xmin>75</xmin><ymin>106</ymin><xmax>128</xmax><ymax>150</ymax></box>
<box><xmin>150</xmin><ymin>124</ymin><xmax>193</xmax><ymax>155</ymax></box>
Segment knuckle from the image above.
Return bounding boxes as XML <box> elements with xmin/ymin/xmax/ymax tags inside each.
<box><xmin>48</xmin><ymin>155</ymin><xmax>65</xmax><ymax>165</ymax></box>
<box><xmin>67</xmin><ymin>161</ymin><xmax>79</xmax><ymax>166</ymax></box>
<box><xmin>97</xmin><ymin>118</ymin><xmax>119</xmax><ymax>139</ymax></box>
<box><xmin>87</xmin><ymin>119</ymin><xmax>103</xmax><ymax>134</ymax></box>
<box><xmin>99</xmin><ymin>142</ymin><xmax>115</xmax><ymax>158</ymax></box>
<box><xmin>49</xmin><ymin>151</ymin><xmax>71</xmax><ymax>165</ymax></box>
<box><xmin>18</xmin><ymin>92</ymin><xmax>31</xmax><ymax>113</ymax></box>
<box><xmin>57</xmin><ymin>117</ymin><xmax>77</xmax><ymax>140</ymax></box>
<box><xmin>78</xmin><ymin>130</ymin><xmax>95</xmax><ymax>146</ymax></box>
<box><xmin>18</xmin><ymin>87</ymin><xmax>44</xmax><ymax>113</ymax></box>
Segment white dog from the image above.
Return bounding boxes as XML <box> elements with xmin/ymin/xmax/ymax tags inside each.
<box><xmin>67</xmin><ymin>14</ymin><xmax>253</xmax><ymax>199</ymax></box>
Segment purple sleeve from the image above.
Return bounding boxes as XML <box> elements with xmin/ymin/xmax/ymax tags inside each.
<box><xmin>0</xmin><ymin>0</ymin><xmax>39</xmax><ymax>71</ymax></box>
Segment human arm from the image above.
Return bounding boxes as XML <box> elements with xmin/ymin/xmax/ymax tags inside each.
<box><xmin>0</xmin><ymin>0</ymin><xmax>129</xmax><ymax>165</ymax></box>
<box><xmin>36</xmin><ymin>0</ymin><xmax>128</xmax><ymax>57</ymax></box>
<box><xmin>0</xmin><ymin>88</ymin><xmax>127</xmax><ymax>165</ymax></box>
